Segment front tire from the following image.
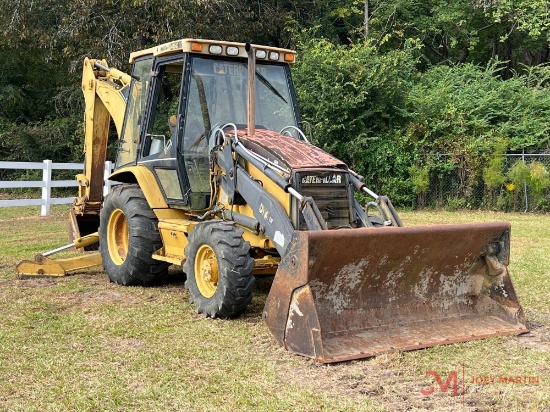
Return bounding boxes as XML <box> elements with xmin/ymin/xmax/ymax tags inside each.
<box><xmin>183</xmin><ymin>221</ymin><xmax>255</xmax><ymax>318</ymax></box>
<box><xmin>99</xmin><ymin>184</ymin><xmax>169</xmax><ymax>286</ymax></box>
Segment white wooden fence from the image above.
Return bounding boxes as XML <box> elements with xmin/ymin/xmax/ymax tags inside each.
<box><xmin>0</xmin><ymin>160</ymin><xmax>115</xmax><ymax>216</ymax></box>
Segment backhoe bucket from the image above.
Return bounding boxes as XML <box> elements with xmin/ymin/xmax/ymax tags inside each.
<box><xmin>69</xmin><ymin>208</ymin><xmax>100</xmax><ymax>249</ymax></box>
<box><xmin>263</xmin><ymin>222</ymin><xmax>528</xmax><ymax>363</ymax></box>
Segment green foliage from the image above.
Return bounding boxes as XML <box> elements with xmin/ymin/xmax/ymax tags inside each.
<box><xmin>293</xmin><ymin>36</ymin><xmax>419</xmax><ymax>149</ymax></box>
<box><xmin>445</xmin><ymin>197</ymin><xmax>467</xmax><ymax>211</ymax></box>
<box><xmin>527</xmin><ymin>161</ymin><xmax>550</xmax><ymax>198</ymax></box>
<box><xmin>483</xmin><ymin>162</ymin><xmax>505</xmax><ymax>189</ymax></box>
<box><xmin>0</xmin><ymin>0</ymin><xmax>375</xmax><ymax>168</ymax></box>
<box><xmin>367</xmin><ymin>0</ymin><xmax>550</xmax><ymax>73</ymax></box>
<box><xmin>368</xmin><ymin>135</ymin><xmax>417</xmax><ymax>205</ymax></box>
<box><xmin>487</xmin><ymin>0</ymin><xmax>550</xmax><ymax>41</ymax></box>
<box><xmin>409</xmin><ymin>164</ymin><xmax>429</xmax><ymax>208</ymax></box>
<box><xmin>409</xmin><ymin>165</ymin><xmax>429</xmax><ymax>194</ymax></box>
<box><xmin>294</xmin><ymin>31</ymin><xmax>550</xmax><ymax>208</ymax></box>
<box><xmin>507</xmin><ymin>161</ymin><xmax>530</xmax><ymax>188</ymax></box>
<box><xmin>504</xmin><ymin>160</ymin><xmax>550</xmax><ymax>211</ymax></box>
<box><xmin>0</xmin><ymin>118</ymin><xmax>82</xmax><ymax>163</ymax></box>
<box><xmin>404</xmin><ymin>62</ymin><xmax>550</xmax><ymax>152</ymax></box>
<box><xmin>483</xmin><ymin>140</ymin><xmax>507</xmax><ymax>189</ymax></box>
<box><xmin>1</xmin><ymin>1</ymin><xmax>550</xmax><ymax>211</ymax></box>
<box><xmin>293</xmin><ymin>34</ymin><xmax>421</xmax><ymax>203</ymax></box>
<box><xmin>398</xmin><ymin>62</ymin><xmax>550</xmax><ymax>208</ymax></box>
<box><xmin>536</xmin><ymin>197</ymin><xmax>549</xmax><ymax>212</ymax></box>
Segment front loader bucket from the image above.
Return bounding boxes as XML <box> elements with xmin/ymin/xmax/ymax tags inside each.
<box><xmin>263</xmin><ymin>222</ymin><xmax>528</xmax><ymax>363</ymax></box>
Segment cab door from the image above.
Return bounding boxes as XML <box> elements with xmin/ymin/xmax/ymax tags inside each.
<box><xmin>177</xmin><ymin>56</ymin><xmax>214</xmax><ymax>210</ymax></box>
<box><xmin>138</xmin><ymin>57</ymin><xmax>187</xmax><ymax>205</ymax></box>
<box><xmin>116</xmin><ymin>56</ymin><xmax>154</xmax><ymax>168</ymax></box>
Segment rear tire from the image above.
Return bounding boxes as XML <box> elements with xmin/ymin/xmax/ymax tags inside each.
<box><xmin>183</xmin><ymin>221</ymin><xmax>255</xmax><ymax>318</ymax></box>
<box><xmin>99</xmin><ymin>184</ymin><xmax>169</xmax><ymax>286</ymax></box>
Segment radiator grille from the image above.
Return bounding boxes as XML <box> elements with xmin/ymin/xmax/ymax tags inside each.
<box><xmin>298</xmin><ymin>173</ymin><xmax>351</xmax><ymax>229</ymax></box>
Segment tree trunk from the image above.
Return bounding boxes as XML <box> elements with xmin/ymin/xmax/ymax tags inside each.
<box><xmin>364</xmin><ymin>0</ymin><xmax>369</xmax><ymax>41</ymax></box>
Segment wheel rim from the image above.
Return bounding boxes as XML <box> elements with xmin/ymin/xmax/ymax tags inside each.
<box><xmin>194</xmin><ymin>244</ymin><xmax>219</xmax><ymax>298</ymax></box>
<box><xmin>107</xmin><ymin>208</ymin><xmax>129</xmax><ymax>265</ymax></box>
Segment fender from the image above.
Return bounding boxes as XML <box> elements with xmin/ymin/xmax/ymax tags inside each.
<box><xmin>109</xmin><ymin>165</ymin><xmax>169</xmax><ymax>209</ymax></box>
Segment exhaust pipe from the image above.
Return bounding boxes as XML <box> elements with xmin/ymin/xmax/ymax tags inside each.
<box><xmin>245</xmin><ymin>43</ymin><xmax>255</xmax><ymax>137</ymax></box>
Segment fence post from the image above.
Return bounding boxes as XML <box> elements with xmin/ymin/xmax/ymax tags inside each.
<box><xmin>521</xmin><ymin>147</ymin><xmax>529</xmax><ymax>213</ymax></box>
<box><xmin>41</xmin><ymin>159</ymin><xmax>52</xmax><ymax>216</ymax></box>
<box><xmin>103</xmin><ymin>161</ymin><xmax>113</xmax><ymax>197</ymax></box>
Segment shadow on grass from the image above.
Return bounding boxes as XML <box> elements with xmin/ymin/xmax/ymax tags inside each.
<box><xmin>152</xmin><ymin>265</ymin><xmax>274</xmax><ymax>321</ymax></box>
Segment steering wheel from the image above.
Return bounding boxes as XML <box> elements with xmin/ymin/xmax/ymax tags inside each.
<box><xmin>188</xmin><ymin>132</ymin><xmax>207</xmax><ymax>150</ymax></box>
<box><xmin>188</xmin><ymin>123</ymin><xmax>237</xmax><ymax>153</ymax></box>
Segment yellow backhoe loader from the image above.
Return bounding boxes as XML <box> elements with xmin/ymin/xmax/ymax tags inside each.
<box><xmin>17</xmin><ymin>39</ymin><xmax>528</xmax><ymax>363</ymax></box>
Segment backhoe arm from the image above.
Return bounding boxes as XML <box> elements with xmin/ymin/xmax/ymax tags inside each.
<box><xmin>70</xmin><ymin>58</ymin><xmax>132</xmax><ymax>244</ymax></box>
<box><xmin>75</xmin><ymin>58</ymin><xmax>131</xmax><ymax>216</ymax></box>
<box><xmin>18</xmin><ymin>60</ymin><xmax>134</xmax><ymax>275</ymax></box>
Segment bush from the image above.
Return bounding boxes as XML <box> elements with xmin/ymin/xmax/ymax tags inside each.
<box><xmin>293</xmin><ymin>36</ymin><xmax>550</xmax><ymax>210</ymax></box>
<box><xmin>292</xmin><ymin>35</ymin><xmax>421</xmax><ymax>205</ymax></box>
<box><xmin>528</xmin><ymin>161</ymin><xmax>550</xmax><ymax>198</ymax></box>
<box><xmin>409</xmin><ymin>165</ymin><xmax>429</xmax><ymax>207</ymax></box>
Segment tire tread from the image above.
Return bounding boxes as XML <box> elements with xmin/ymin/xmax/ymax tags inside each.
<box><xmin>183</xmin><ymin>221</ymin><xmax>255</xmax><ymax>318</ymax></box>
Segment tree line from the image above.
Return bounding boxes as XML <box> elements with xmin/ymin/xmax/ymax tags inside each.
<box><xmin>1</xmin><ymin>1</ymin><xmax>550</xmax><ymax>209</ymax></box>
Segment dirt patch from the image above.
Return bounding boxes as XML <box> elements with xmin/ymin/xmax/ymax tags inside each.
<box><xmin>274</xmin><ymin>324</ymin><xmax>549</xmax><ymax>412</ymax></box>
<box><xmin>276</xmin><ymin>352</ymin><xmax>476</xmax><ymax>411</ymax></box>
<box><xmin>62</xmin><ymin>289</ymin><xmax>143</xmax><ymax>308</ymax></box>
<box><xmin>516</xmin><ymin>321</ymin><xmax>550</xmax><ymax>352</ymax></box>
<box><xmin>12</xmin><ymin>277</ymin><xmax>59</xmax><ymax>288</ymax></box>
<box><xmin>277</xmin><ymin>358</ymin><xmax>543</xmax><ymax>411</ymax></box>
<box><xmin>0</xmin><ymin>277</ymin><xmax>58</xmax><ymax>306</ymax></box>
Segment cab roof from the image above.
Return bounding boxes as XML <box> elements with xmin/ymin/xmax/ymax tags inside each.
<box><xmin>129</xmin><ymin>39</ymin><xmax>296</xmax><ymax>64</ymax></box>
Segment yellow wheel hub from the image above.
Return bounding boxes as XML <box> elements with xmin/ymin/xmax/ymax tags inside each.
<box><xmin>107</xmin><ymin>208</ymin><xmax>129</xmax><ymax>265</ymax></box>
<box><xmin>194</xmin><ymin>244</ymin><xmax>219</xmax><ymax>298</ymax></box>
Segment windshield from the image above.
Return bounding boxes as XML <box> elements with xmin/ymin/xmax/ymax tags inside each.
<box><xmin>183</xmin><ymin>56</ymin><xmax>297</xmax><ymax>146</ymax></box>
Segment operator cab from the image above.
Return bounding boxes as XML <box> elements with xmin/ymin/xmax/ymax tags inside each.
<box><xmin>116</xmin><ymin>39</ymin><xmax>302</xmax><ymax>210</ymax></box>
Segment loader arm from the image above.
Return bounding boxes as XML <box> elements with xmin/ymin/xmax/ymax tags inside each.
<box><xmin>214</xmin><ymin>130</ymin><xmax>329</xmax><ymax>256</ymax></box>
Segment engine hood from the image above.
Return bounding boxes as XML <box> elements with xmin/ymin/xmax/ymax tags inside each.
<box><xmin>237</xmin><ymin>129</ymin><xmax>346</xmax><ymax>170</ymax></box>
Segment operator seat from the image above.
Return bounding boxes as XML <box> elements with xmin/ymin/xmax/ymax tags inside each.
<box><xmin>149</xmin><ymin>115</ymin><xmax>177</xmax><ymax>155</ymax></box>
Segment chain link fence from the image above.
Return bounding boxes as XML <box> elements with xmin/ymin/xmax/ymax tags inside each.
<box><xmin>421</xmin><ymin>153</ymin><xmax>550</xmax><ymax>212</ymax></box>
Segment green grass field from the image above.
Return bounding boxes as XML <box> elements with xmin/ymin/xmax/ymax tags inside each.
<box><xmin>0</xmin><ymin>206</ymin><xmax>548</xmax><ymax>411</ymax></box>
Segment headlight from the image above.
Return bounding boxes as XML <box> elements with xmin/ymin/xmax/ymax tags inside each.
<box><xmin>226</xmin><ymin>46</ymin><xmax>239</xmax><ymax>56</ymax></box>
<box><xmin>209</xmin><ymin>45</ymin><xmax>223</xmax><ymax>55</ymax></box>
